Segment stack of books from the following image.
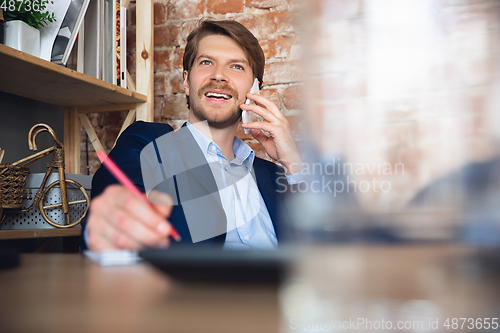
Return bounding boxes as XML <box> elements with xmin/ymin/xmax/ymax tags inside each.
<box><xmin>39</xmin><ymin>0</ymin><xmax>127</xmax><ymax>88</ymax></box>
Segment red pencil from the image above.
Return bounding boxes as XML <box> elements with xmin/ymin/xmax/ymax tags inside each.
<box><xmin>96</xmin><ymin>150</ymin><xmax>181</xmax><ymax>242</ymax></box>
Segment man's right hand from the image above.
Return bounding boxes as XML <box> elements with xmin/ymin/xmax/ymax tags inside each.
<box><xmin>86</xmin><ymin>185</ymin><xmax>174</xmax><ymax>251</ymax></box>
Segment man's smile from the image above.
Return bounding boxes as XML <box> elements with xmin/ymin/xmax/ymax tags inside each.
<box><xmin>204</xmin><ymin>89</ymin><xmax>233</xmax><ymax>101</ymax></box>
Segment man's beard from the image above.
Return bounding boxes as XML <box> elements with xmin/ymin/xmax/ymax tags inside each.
<box><xmin>190</xmin><ymin>82</ymin><xmax>242</xmax><ymax>129</ymax></box>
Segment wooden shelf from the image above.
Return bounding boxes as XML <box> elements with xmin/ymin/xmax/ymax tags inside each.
<box><xmin>0</xmin><ymin>44</ymin><xmax>147</xmax><ymax>108</ymax></box>
<box><xmin>0</xmin><ymin>228</ymin><xmax>81</xmax><ymax>240</ymax></box>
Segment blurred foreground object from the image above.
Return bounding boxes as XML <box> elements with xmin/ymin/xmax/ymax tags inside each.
<box><xmin>293</xmin><ymin>0</ymin><xmax>500</xmax><ymax>245</ymax></box>
<box><xmin>281</xmin><ymin>245</ymin><xmax>500</xmax><ymax>332</ymax></box>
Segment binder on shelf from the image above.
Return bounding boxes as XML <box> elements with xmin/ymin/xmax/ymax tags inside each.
<box><xmin>120</xmin><ymin>6</ymin><xmax>127</xmax><ymax>88</ymax></box>
<box><xmin>51</xmin><ymin>0</ymin><xmax>91</xmax><ymax>66</ymax></box>
<box><xmin>102</xmin><ymin>0</ymin><xmax>115</xmax><ymax>84</ymax></box>
<box><xmin>83</xmin><ymin>0</ymin><xmax>102</xmax><ymax>78</ymax></box>
<box><xmin>39</xmin><ymin>0</ymin><xmax>71</xmax><ymax>62</ymax></box>
<box><xmin>115</xmin><ymin>0</ymin><xmax>121</xmax><ymax>87</ymax></box>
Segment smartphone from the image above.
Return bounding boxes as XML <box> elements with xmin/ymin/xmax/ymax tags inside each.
<box><xmin>242</xmin><ymin>78</ymin><xmax>260</xmax><ymax>134</ymax></box>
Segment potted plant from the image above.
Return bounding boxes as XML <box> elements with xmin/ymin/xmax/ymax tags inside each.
<box><xmin>2</xmin><ymin>0</ymin><xmax>55</xmax><ymax>56</ymax></box>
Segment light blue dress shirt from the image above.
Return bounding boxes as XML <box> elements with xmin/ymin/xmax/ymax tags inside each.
<box><xmin>186</xmin><ymin>122</ymin><xmax>298</xmax><ymax>250</ymax></box>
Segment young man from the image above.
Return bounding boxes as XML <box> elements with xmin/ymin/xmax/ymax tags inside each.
<box><xmin>83</xmin><ymin>20</ymin><xmax>302</xmax><ymax>251</ymax></box>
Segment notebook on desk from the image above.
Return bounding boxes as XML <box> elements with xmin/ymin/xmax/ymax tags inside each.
<box><xmin>139</xmin><ymin>245</ymin><xmax>293</xmax><ymax>284</ymax></box>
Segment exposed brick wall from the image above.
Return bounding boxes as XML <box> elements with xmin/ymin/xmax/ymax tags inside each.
<box><xmin>81</xmin><ymin>0</ymin><xmax>302</xmax><ymax>174</ymax></box>
<box><xmin>301</xmin><ymin>0</ymin><xmax>500</xmax><ymax>210</ymax></box>
<box><xmin>81</xmin><ymin>0</ymin><xmax>500</xmax><ymax>217</ymax></box>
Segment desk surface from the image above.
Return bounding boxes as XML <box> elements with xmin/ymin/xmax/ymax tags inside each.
<box><xmin>0</xmin><ymin>228</ymin><xmax>81</xmax><ymax>239</ymax></box>
<box><xmin>0</xmin><ymin>246</ymin><xmax>498</xmax><ymax>333</ymax></box>
<box><xmin>0</xmin><ymin>254</ymin><xmax>280</xmax><ymax>333</ymax></box>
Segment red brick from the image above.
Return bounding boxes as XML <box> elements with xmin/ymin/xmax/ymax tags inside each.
<box><xmin>236</xmin><ymin>123</ymin><xmax>253</xmax><ymax>140</ymax></box>
<box><xmin>167</xmin><ymin>0</ymin><xmax>205</xmax><ymax>20</ymax></box>
<box><xmin>163</xmin><ymin>95</ymin><xmax>190</xmax><ymax>119</ymax></box>
<box><xmin>260</xmin><ymin>88</ymin><xmax>280</xmax><ymax>107</ymax></box>
<box><xmin>155</xmin><ymin>96</ymin><xmax>167</xmax><ymax>119</ymax></box>
<box><xmin>81</xmin><ymin>154</ymin><xmax>101</xmax><ymax>175</ymax></box>
<box><xmin>285</xmin><ymin>115</ymin><xmax>303</xmax><ymax>134</ymax></box>
<box><xmin>259</xmin><ymin>38</ymin><xmax>277</xmax><ymax>60</ymax></box>
<box><xmin>98</xmin><ymin>111</ymin><xmax>124</xmax><ymax>127</ymax></box>
<box><xmin>103</xmin><ymin>127</ymin><xmax>122</xmax><ymax>150</ymax></box>
<box><xmin>276</xmin><ymin>35</ymin><xmax>294</xmax><ymax>57</ymax></box>
<box><xmin>207</xmin><ymin>0</ymin><xmax>244</xmax><ymax>14</ymax></box>
<box><xmin>235</xmin><ymin>16</ymin><xmax>261</xmax><ymax>37</ymax></box>
<box><xmin>245</xmin><ymin>0</ymin><xmax>287</xmax><ymax>9</ymax></box>
<box><xmin>154</xmin><ymin>75</ymin><xmax>166</xmax><ymax>95</ymax></box>
<box><xmin>127</xmin><ymin>52</ymin><xmax>136</xmax><ymax>83</ymax></box>
<box><xmin>154</xmin><ymin>25</ymin><xmax>180</xmax><ymax>47</ymax></box>
<box><xmin>260</xmin><ymin>13</ymin><xmax>276</xmax><ymax>36</ymax></box>
<box><xmin>127</xmin><ymin>27</ymin><xmax>136</xmax><ymax>51</ymax></box>
<box><xmin>263</xmin><ymin>60</ymin><xmax>301</xmax><ymax>85</ymax></box>
<box><xmin>154</xmin><ymin>50</ymin><xmax>172</xmax><ymax>72</ymax></box>
<box><xmin>248</xmin><ymin>142</ymin><xmax>270</xmax><ymax>160</ymax></box>
<box><xmin>170</xmin><ymin>72</ymin><xmax>185</xmax><ymax>94</ymax></box>
<box><xmin>260</xmin><ymin>35</ymin><xmax>295</xmax><ymax>60</ymax></box>
<box><xmin>283</xmin><ymin>85</ymin><xmax>302</xmax><ymax>110</ymax></box>
<box><xmin>180</xmin><ymin>21</ymin><xmax>200</xmax><ymax>44</ymax></box>
<box><xmin>154</xmin><ymin>2</ymin><xmax>167</xmax><ymax>25</ymax></box>
<box><xmin>174</xmin><ymin>48</ymin><xmax>185</xmax><ymax>69</ymax></box>
<box><xmin>269</xmin><ymin>11</ymin><xmax>296</xmax><ymax>33</ymax></box>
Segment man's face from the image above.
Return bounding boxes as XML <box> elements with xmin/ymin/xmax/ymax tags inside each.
<box><xmin>183</xmin><ymin>34</ymin><xmax>254</xmax><ymax>129</ymax></box>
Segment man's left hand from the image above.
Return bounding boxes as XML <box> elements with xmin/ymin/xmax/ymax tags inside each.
<box><xmin>241</xmin><ymin>93</ymin><xmax>302</xmax><ymax>174</ymax></box>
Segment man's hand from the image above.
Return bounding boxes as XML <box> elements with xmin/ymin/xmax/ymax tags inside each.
<box><xmin>86</xmin><ymin>185</ymin><xmax>174</xmax><ymax>251</ymax></box>
<box><xmin>241</xmin><ymin>93</ymin><xmax>302</xmax><ymax>174</ymax></box>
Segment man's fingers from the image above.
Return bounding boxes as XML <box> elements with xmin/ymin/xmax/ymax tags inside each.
<box><xmin>242</xmin><ymin>120</ymin><xmax>276</xmax><ymax>135</ymax></box>
<box><xmin>112</xmin><ymin>210</ymin><xmax>171</xmax><ymax>247</ymax></box>
<box><xmin>88</xmin><ymin>185</ymin><xmax>174</xmax><ymax>251</ymax></box>
<box><xmin>104</xmin><ymin>186</ymin><xmax>171</xmax><ymax>235</ymax></box>
<box><xmin>249</xmin><ymin>128</ymin><xmax>269</xmax><ymax>144</ymax></box>
<box><xmin>244</xmin><ymin>93</ymin><xmax>285</xmax><ymax>119</ymax></box>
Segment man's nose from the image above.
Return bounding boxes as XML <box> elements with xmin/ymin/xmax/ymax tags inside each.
<box><xmin>211</xmin><ymin>65</ymin><xmax>228</xmax><ymax>82</ymax></box>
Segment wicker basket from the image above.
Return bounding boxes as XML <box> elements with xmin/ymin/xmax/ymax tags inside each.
<box><xmin>0</xmin><ymin>164</ymin><xmax>29</xmax><ymax>209</ymax></box>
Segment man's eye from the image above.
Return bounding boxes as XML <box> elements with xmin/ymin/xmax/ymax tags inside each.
<box><xmin>201</xmin><ymin>60</ymin><xmax>212</xmax><ymax>65</ymax></box>
<box><xmin>233</xmin><ymin>64</ymin><xmax>244</xmax><ymax>70</ymax></box>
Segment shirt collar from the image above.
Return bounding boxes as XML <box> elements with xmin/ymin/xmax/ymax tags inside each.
<box><xmin>185</xmin><ymin>121</ymin><xmax>255</xmax><ymax>165</ymax></box>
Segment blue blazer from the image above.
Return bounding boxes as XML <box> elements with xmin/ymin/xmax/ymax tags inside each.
<box><xmin>81</xmin><ymin>121</ymin><xmax>293</xmax><ymax>250</ymax></box>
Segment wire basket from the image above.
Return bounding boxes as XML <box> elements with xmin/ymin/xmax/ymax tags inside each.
<box><xmin>0</xmin><ymin>164</ymin><xmax>29</xmax><ymax>209</ymax></box>
<box><xmin>0</xmin><ymin>173</ymin><xmax>91</xmax><ymax>230</ymax></box>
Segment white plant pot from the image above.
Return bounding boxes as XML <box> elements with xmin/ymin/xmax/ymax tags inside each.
<box><xmin>4</xmin><ymin>20</ymin><xmax>40</xmax><ymax>57</ymax></box>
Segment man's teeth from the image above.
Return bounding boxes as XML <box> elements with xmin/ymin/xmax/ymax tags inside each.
<box><xmin>206</xmin><ymin>92</ymin><xmax>231</xmax><ymax>100</ymax></box>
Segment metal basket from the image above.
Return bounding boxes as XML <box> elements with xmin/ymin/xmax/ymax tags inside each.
<box><xmin>0</xmin><ymin>164</ymin><xmax>29</xmax><ymax>209</ymax></box>
<box><xmin>0</xmin><ymin>173</ymin><xmax>91</xmax><ymax>230</ymax></box>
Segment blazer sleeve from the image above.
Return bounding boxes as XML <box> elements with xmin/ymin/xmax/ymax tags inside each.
<box><xmin>80</xmin><ymin>121</ymin><xmax>174</xmax><ymax>250</ymax></box>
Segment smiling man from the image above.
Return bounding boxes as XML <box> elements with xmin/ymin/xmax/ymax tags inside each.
<box><xmin>83</xmin><ymin>20</ymin><xmax>302</xmax><ymax>251</ymax></box>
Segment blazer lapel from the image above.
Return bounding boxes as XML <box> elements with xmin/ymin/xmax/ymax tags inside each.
<box><xmin>253</xmin><ymin>159</ymin><xmax>284</xmax><ymax>241</ymax></box>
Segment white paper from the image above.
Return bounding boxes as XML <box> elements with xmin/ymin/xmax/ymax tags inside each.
<box><xmin>84</xmin><ymin>250</ymin><xmax>141</xmax><ymax>266</ymax></box>
<box><xmin>242</xmin><ymin>78</ymin><xmax>260</xmax><ymax>134</ymax></box>
<box><xmin>39</xmin><ymin>0</ymin><xmax>72</xmax><ymax>61</ymax></box>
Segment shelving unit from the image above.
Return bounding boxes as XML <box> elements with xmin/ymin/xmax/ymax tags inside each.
<box><xmin>0</xmin><ymin>228</ymin><xmax>81</xmax><ymax>240</ymax></box>
<box><xmin>0</xmin><ymin>0</ymin><xmax>154</xmax><ymax>240</ymax></box>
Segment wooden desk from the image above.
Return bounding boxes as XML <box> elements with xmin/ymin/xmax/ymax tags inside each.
<box><xmin>1</xmin><ymin>246</ymin><xmax>498</xmax><ymax>333</ymax></box>
<box><xmin>0</xmin><ymin>228</ymin><xmax>81</xmax><ymax>240</ymax></box>
<box><xmin>0</xmin><ymin>254</ymin><xmax>280</xmax><ymax>333</ymax></box>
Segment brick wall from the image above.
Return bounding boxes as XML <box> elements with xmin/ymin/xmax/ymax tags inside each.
<box><xmin>301</xmin><ymin>0</ymin><xmax>500</xmax><ymax>211</ymax></box>
<box><xmin>81</xmin><ymin>0</ymin><xmax>303</xmax><ymax>174</ymax></box>
<box><xmin>81</xmin><ymin>0</ymin><xmax>500</xmax><ymax>215</ymax></box>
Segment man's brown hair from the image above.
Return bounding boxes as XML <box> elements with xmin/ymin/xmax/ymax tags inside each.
<box><xmin>183</xmin><ymin>20</ymin><xmax>265</xmax><ymax>107</ymax></box>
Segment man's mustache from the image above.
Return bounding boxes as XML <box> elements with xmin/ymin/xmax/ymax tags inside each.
<box><xmin>198</xmin><ymin>82</ymin><xmax>239</xmax><ymax>100</ymax></box>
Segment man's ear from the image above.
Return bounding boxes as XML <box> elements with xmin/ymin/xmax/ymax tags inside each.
<box><xmin>183</xmin><ymin>70</ymin><xmax>190</xmax><ymax>96</ymax></box>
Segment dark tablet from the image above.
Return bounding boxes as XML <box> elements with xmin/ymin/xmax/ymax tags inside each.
<box><xmin>139</xmin><ymin>245</ymin><xmax>293</xmax><ymax>284</ymax></box>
